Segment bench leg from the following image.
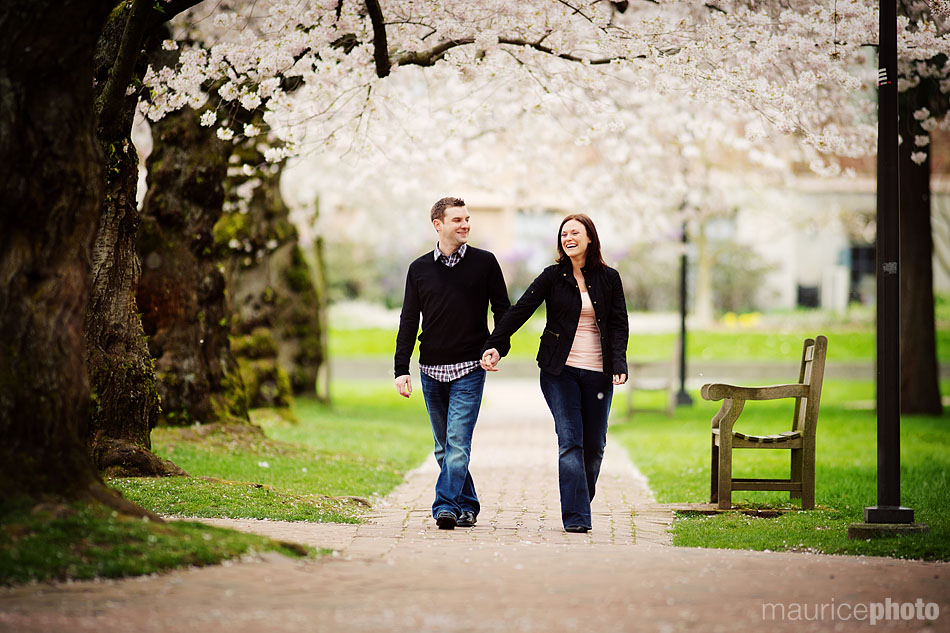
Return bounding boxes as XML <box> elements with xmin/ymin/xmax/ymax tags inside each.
<box><xmin>717</xmin><ymin>440</ymin><xmax>732</xmax><ymax>510</ymax></box>
<box><xmin>710</xmin><ymin>436</ymin><xmax>719</xmax><ymax>503</ymax></box>
<box><xmin>790</xmin><ymin>448</ymin><xmax>803</xmax><ymax>501</ymax></box>
<box><xmin>801</xmin><ymin>444</ymin><xmax>815</xmax><ymax>510</ymax></box>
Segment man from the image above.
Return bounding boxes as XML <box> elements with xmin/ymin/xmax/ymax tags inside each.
<box><xmin>394</xmin><ymin>197</ymin><xmax>510</xmax><ymax>530</ymax></box>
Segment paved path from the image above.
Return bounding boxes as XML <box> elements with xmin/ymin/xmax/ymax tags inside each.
<box><xmin>2</xmin><ymin>379</ymin><xmax>948</xmax><ymax>632</ymax></box>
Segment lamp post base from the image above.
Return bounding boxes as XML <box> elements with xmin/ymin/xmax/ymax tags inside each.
<box><xmin>863</xmin><ymin>505</ymin><xmax>915</xmax><ymax>523</ymax></box>
<box><xmin>848</xmin><ymin>506</ymin><xmax>927</xmax><ymax>539</ymax></box>
<box><xmin>675</xmin><ymin>389</ymin><xmax>693</xmax><ymax>406</ymax></box>
<box><xmin>848</xmin><ymin>522</ymin><xmax>929</xmax><ymax>540</ymax></box>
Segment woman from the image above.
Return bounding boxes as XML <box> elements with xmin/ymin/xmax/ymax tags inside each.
<box><xmin>481</xmin><ymin>213</ymin><xmax>628</xmax><ymax>533</ymax></box>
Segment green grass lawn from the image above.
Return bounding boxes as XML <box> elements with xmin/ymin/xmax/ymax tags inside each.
<box><xmin>0</xmin><ymin>498</ymin><xmax>312</xmax><ymax>585</ymax></box>
<box><xmin>611</xmin><ymin>379</ymin><xmax>950</xmax><ymax>560</ymax></box>
<box><xmin>330</xmin><ymin>324</ymin><xmax>950</xmax><ymax>362</ymax></box>
<box><xmin>110</xmin><ymin>381</ymin><xmax>432</xmax><ymax>522</ymax></box>
<box><xmin>2</xmin><ymin>381</ymin><xmax>428</xmax><ymax>586</ymax></box>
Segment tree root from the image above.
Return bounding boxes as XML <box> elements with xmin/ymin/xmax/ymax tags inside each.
<box><xmin>93</xmin><ymin>437</ymin><xmax>190</xmax><ymax>478</ymax></box>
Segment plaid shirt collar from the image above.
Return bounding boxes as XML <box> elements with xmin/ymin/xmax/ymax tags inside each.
<box><xmin>434</xmin><ymin>242</ymin><xmax>467</xmax><ymax>267</ymax></box>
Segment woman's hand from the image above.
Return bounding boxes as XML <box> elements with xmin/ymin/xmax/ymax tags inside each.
<box><xmin>612</xmin><ymin>373</ymin><xmax>626</xmax><ymax>385</ymax></box>
<box><xmin>481</xmin><ymin>348</ymin><xmax>501</xmax><ymax>371</ymax></box>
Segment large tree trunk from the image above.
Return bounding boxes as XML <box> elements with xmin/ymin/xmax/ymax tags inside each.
<box><xmin>219</xmin><ymin>147</ymin><xmax>326</xmax><ymax>405</ymax></box>
<box><xmin>899</xmin><ymin>81</ymin><xmax>943</xmax><ymax>415</ymax></box>
<box><xmin>0</xmin><ymin>2</ymin><xmax>160</xmax><ymax>517</ymax></box>
<box><xmin>0</xmin><ymin>1</ymin><xmax>109</xmax><ymax>498</ymax></box>
<box><xmin>86</xmin><ymin>2</ymin><xmax>185</xmax><ymax>476</ymax></box>
<box><xmin>137</xmin><ymin>107</ymin><xmax>250</xmax><ymax>426</ymax></box>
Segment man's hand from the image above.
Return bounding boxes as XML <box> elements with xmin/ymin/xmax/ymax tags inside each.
<box><xmin>395</xmin><ymin>374</ymin><xmax>412</xmax><ymax>398</ymax></box>
<box><xmin>480</xmin><ymin>348</ymin><xmax>501</xmax><ymax>372</ymax></box>
<box><xmin>612</xmin><ymin>373</ymin><xmax>627</xmax><ymax>385</ymax></box>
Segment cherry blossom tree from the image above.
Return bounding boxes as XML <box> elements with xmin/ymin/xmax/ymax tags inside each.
<box><xmin>4</xmin><ymin>0</ymin><xmax>949</xmax><ymax>504</ymax></box>
<box><xmin>897</xmin><ymin>0</ymin><xmax>948</xmax><ymax>414</ymax></box>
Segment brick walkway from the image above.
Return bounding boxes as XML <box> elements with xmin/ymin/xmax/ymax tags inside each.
<box><xmin>1</xmin><ymin>379</ymin><xmax>948</xmax><ymax>632</ymax></box>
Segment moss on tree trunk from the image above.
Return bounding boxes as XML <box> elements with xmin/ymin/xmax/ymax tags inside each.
<box><xmin>137</xmin><ymin>107</ymin><xmax>250</xmax><ymax>426</ymax></box>
<box><xmin>217</xmin><ymin>143</ymin><xmax>326</xmax><ymax>404</ymax></box>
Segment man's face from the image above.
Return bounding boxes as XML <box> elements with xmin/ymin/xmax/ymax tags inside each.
<box><xmin>434</xmin><ymin>205</ymin><xmax>470</xmax><ymax>253</ymax></box>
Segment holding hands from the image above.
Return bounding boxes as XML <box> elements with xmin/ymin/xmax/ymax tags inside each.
<box><xmin>480</xmin><ymin>348</ymin><xmax>501</xmax><ymax>372</ymax></box>
<box><xmin>480</xmin><ymin>348</ymin><xmax>625</xmax><ymax>384</ymax></box>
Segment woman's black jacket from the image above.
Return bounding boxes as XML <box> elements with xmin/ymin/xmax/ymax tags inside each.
<box><xmin>483</xmin><ymin>260</ymin><xmax>629</xmax><ymax>378</ymax></box>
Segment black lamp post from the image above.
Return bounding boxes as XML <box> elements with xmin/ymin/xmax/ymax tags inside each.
<box><xmin>849</xmin><ymin>0</ymin><xmax>926</xmax><ymax>538</ymax></box>
<box><xmin>677</xmin><ymin>221</ymin><xmax>693</xmax><ymax>406</ymax></box>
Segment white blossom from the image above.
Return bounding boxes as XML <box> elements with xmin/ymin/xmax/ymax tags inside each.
<box><xmin>216</xmin><ymin>127</ymin><xmax>234</xmax><ymax>141</ymax></box>
<box><xmin>199</xmin><ymin>110</ymin><xmax>217</xmax><ymax>127</ymax></box>
<box><xmin>133</xmin><ymin>0</ymin><xmax>948</xmax><ymax>235</ymax></box>
<box><xmin>911</xmin><ymin>151</ymin><xmax>928</xmax><ymax>165</ymax></box>
<box><xmin>263</xmin><ymin>146</ymin><xmax>287</xmax><ymax>163</ymax></box>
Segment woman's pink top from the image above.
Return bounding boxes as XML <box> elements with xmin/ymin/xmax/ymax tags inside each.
<box><xmin>566</xmin><ymin>290</ymin><xmax>603</xmax><ymax>372</ymax></box>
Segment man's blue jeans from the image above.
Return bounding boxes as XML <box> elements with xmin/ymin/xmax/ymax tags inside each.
<box><xmin>539</xmin><ymin>366</ymin><xmax>613</xmax><ymax>529</ymax></box>
<box><xmin>420</xmin><ymin>368</ymin><xmax>485</xmax><ymax>519</ymax></box>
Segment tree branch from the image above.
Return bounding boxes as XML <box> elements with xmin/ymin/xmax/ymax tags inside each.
<box><xmin>396</xmin><ymin>36</ymin><xmax>638</xmax><ymax>68</ymax></box>
<box><xmin>364</xmin><ymin>0</ymin><xmax>391</xmax><ymax>77</ymax></box>
<box><xmin>96</xmin><ymin>0</ymin><xmax>152</xmax><ymax>128</ymax></box>
<box><xmin>96</xmin><ymin>0</ymin><xmax>204</xmax><ymax>136</ymax></box>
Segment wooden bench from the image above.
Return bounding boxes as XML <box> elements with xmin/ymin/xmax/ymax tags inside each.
<box><xmin>623</xmin><ymin>337</ymin><xmax>679</xmax><ymax>418</ymax></box>
<box><xmin>700</xmin><ymin>335</ymin><xmax>828</xmax><ymax>510</ymax></box>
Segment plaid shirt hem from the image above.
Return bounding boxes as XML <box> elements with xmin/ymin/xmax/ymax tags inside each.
<box><xmin>420</xmin><ymin>360</ymin><xmax>481</xmax><ymax>383</ymax></box>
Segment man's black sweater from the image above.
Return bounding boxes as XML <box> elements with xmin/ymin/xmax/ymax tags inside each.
<box><xmin>394</xmin><ymin>246</ymin><xmax>510</xmax><ymax>378</ymax></box>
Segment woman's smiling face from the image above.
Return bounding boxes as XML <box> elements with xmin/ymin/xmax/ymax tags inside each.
<box><xmin>560</xmin><ymin>219</ymin><xmax>590</xmax><ymax>260</ymax></box>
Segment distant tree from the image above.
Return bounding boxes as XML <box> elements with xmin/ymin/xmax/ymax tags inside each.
<box><xmin>898</xmin><ymin>0</ymin><xmax>948</xmax><ymax>414</ymax></box>
<box><xmin>137</xmin><ymin>105</ymin><xmax>251</xmax><ymax>426</ymax></box>
<box><xmin>218</xmin><ymin>142</ymin><xmax>326</xmax><ymax>403</ymax></box>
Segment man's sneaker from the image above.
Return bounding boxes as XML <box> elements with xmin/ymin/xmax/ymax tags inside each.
<box><xmin>435</xmin><ymin>511</ymin><xmax>457</xmax><ymax>530</ymax></box>
<box><xmin>457</xmin><ymin>511</ymin><xmax>477</xmax><ymax>527</ymax></box>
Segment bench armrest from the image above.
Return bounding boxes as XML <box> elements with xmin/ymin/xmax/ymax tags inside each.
<box><xmin>701</xmin><ymin>383</ymin><xmax>809</xmax><ymax>402</ymax></box>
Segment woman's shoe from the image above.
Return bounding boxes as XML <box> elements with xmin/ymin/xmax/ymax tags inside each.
<box><xmin>564</xmin><ymin>525</ymin><xmax>590</xmax><ymax>533</ymax></box>
<box><xmin>435</xmin><ymin>511</ymin><xmax>457</xmax><ymax>530</ymax></box>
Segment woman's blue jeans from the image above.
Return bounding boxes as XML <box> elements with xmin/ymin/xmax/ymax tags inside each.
<box><xmin>540</xmin><ymin>366</ymin><xmax>613</xmax><ymax>529</ymax></box>
<box><xmin>420</xmin><ymin>368</ymin><xmax>485</xmax><ymax>519</ymax></box>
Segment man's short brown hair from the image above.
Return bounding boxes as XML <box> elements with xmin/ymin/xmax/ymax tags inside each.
<box><xmin>430</xmin><ymin>197</ymin><xmax>466</xmax><ymax>222</ymax></box>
